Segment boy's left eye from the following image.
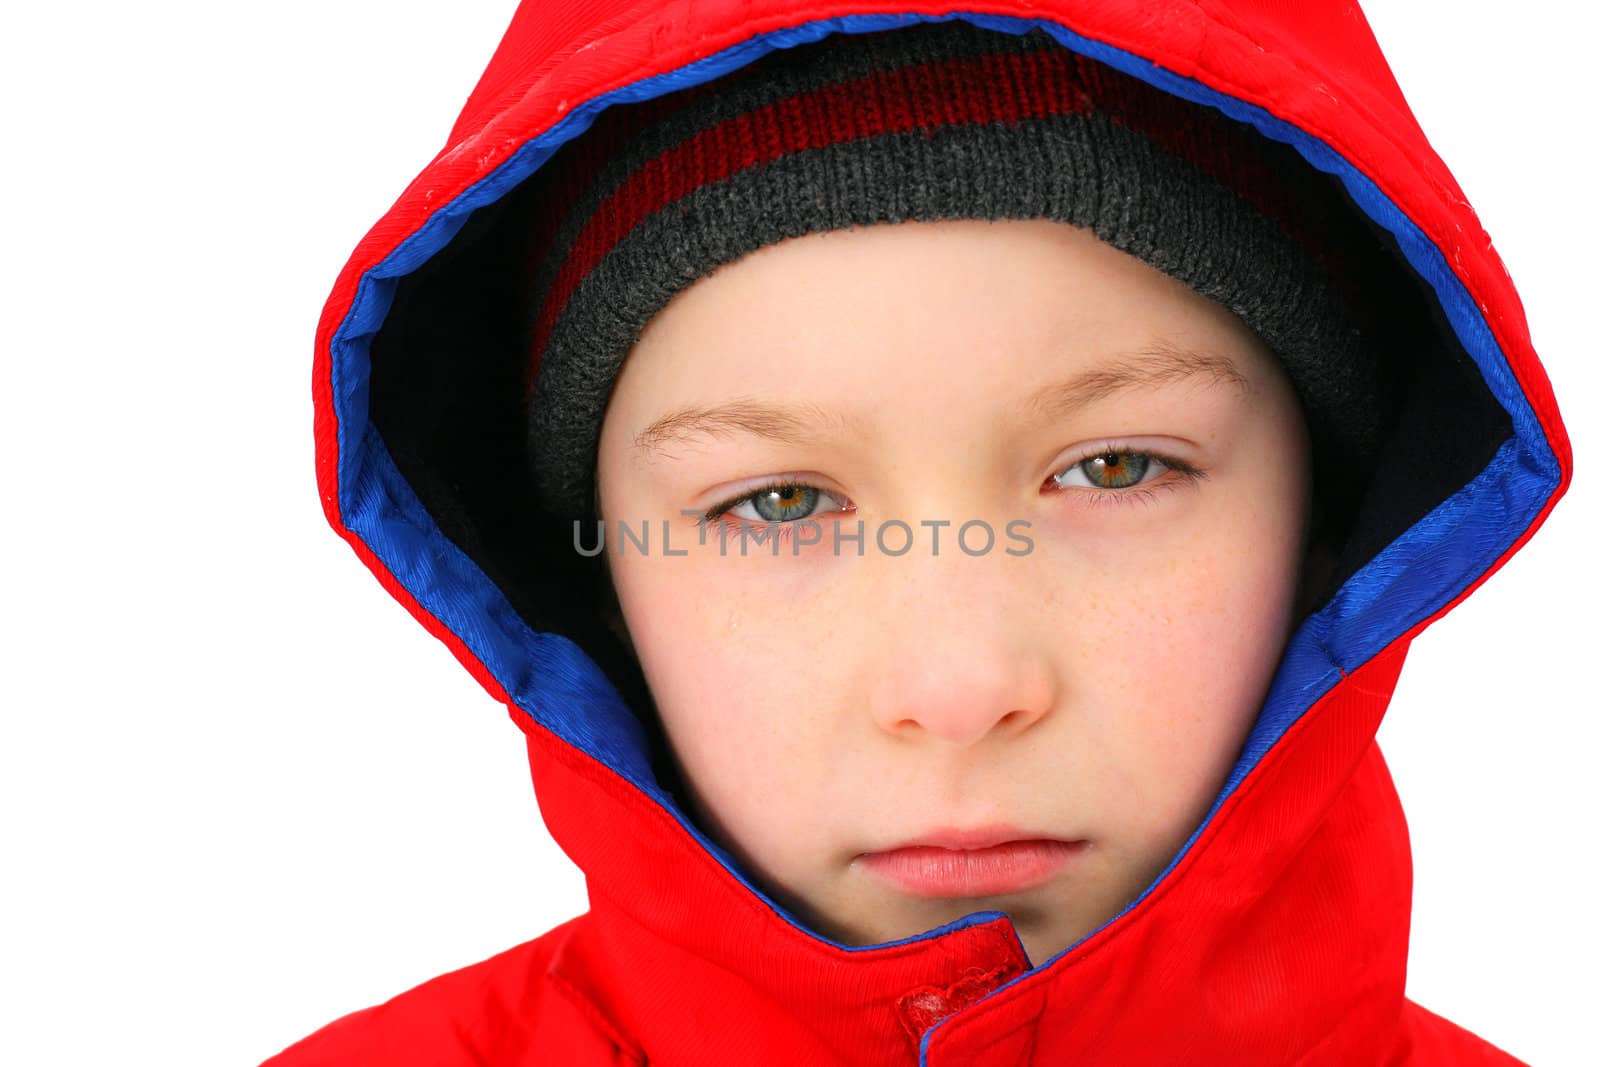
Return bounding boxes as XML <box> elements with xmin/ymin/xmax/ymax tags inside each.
<box><xmin>1051</xmin><ymin>449</ymin><xmax>1171</xmax><ymax>490</ymax></box>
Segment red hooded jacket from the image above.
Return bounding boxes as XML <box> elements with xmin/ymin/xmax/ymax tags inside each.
<box><xmin>265</xmin><ymin>2</ymin><xmax>1573</xmax><ymax>1063</ymax></box>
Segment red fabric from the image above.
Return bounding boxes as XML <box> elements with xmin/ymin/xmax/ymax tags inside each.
<box><xmin>281</xmin><ymin>1</ymin><xmax>1574</xmax><ymax>1063</ymax></box>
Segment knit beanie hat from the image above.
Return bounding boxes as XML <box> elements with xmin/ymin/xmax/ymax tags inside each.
<box><xmin>518</xmin><ymin>19</ymin><xmax>1393</xmax><ymax>526</ymax></box>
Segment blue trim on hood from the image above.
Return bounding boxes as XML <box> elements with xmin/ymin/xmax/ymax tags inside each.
<box><xmin>324</xmin><ymin>9</ymin><xmax>1562</xmax><ymax>979</ymax></box>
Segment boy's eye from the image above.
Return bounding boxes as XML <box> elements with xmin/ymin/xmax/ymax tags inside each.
<box><xmin>703</xmin><ymin>447</ymin><xmax>1196</xmax><ymax>528</ymax></box>
<box><xmin>712</xmin><ymin>482</ymin><xmax>849</xmax><ymax>524</ymax></box>
<box><xmin>1051</xmin><ymin>449</ymin><xmax>1170</xmax><ymax>490</ymax></box>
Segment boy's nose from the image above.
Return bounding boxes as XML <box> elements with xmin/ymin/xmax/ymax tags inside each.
<box><xmin>869</xmin><ymin>660</ymin><xmax>1055</xmax><ymax>746</ymax></box>
<box><xmin>865</xmin><ymin>615</ymin><xmax>1059</xmax><ymax>748</ymax></box>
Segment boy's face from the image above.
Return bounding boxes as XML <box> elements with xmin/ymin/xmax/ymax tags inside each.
<box><xmin>593</xmin><ymin>218</ymin><xmax>1314</xmax><ymax>963</ymax></box>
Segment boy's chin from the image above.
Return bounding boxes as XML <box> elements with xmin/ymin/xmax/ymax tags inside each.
<box><xmin>805</xmin><ymin>884</ymin><xmax>1119</xmax><ymax>963</ymax></box>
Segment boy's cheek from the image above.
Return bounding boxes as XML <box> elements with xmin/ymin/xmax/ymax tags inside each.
<box><xmin>610</xmin><ymin>476</ymin><xmax>1302</xmax><ymax>822</ymax></box>
<box><xmin>1023</xmin><ymin>493</ymin><xmax>1215</xmax><ymax>570</ymax></box>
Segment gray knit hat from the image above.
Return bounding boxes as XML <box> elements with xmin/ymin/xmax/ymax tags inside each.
<box><xmin>519</xmin><ymin>20</ymin><xmax>1389</xmax><ymax>522</ymax></box>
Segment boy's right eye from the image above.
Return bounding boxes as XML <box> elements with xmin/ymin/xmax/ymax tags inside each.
<box><xmin>705</xmin><ymin>481</ymin><xmax>851</xmax><ymax>524</ymax></box>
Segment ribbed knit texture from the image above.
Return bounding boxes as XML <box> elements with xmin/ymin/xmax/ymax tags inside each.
<box><xmin>521</xmin><ymin>20</ymin><xmax>1387</xmax><ymax>520</ymax></box>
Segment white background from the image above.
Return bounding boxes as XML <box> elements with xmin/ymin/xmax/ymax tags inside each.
<box><xmin>2</xmin><ymin>2</ymin><xmax>1594</xmax><ymax>1064</ymax></box>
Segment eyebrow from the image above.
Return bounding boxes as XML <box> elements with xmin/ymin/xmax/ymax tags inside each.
<box><xmin>632</xmin><ymin>339</ymin><xmax>1252</xmax><ymax>458</ymax></box>
<box><xmin>1019</xmin><ymin>339</ymin><xmax>1253</xmax><ymax>422</ymax></box>
<box><xmin>633</xmin><ymin>396</ymin><xmax>873</xmax><ymax>458</ymax></box>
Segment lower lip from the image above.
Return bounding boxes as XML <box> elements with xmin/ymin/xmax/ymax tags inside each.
<box><xmin>856</xmin><ymin>840</ymin><xmax>1087</xmax><ymax>898</ymax></box>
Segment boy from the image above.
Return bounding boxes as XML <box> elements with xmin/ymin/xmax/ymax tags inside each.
<box><xmin>269</xmin><ymin>5</ymin><xmax>1571</xmax><ymax>1065</ymax></box>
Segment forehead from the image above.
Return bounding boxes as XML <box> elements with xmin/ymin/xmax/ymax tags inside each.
<box><xmin>632</xmin><ymin>341</ymin><xmax>1253</xmax><ymax>460</ymax></box>
<box><xmin>607</xmin><ymin>218</ymin><xmax>1276</xmax><ymax>447</ymax></box>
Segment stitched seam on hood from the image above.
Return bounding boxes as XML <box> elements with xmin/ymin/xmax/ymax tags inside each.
<box><xmin>548</xmin><ymin>966</ymin><xmax>649</xmax><ymax>1065</ymax></box>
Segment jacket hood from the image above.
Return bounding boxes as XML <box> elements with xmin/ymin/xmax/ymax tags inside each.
<box><xmin>310</xmin><ymin>2</ymin><xmax>1572</xmax><ymax>1063</ymax></box>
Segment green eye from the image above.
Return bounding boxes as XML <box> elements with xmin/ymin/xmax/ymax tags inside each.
<box><xmin>1054</xmin><ymin>450</ymin><xmax>1160</xmax><ymax>490</ymax></box>
<box><xmin>1085</xmin><ymin>451</ymin><xmax>1149</xmax><ymax>488</ymax></box>
<box><xmin>748</xmin><ymin>484</ymin><xmax>821</xmax><ymax>522</ymax></box>
<box><xmin>705</xmin><ymin>481</ymin><xmax>848</xmax><ymax>525</ymax></box>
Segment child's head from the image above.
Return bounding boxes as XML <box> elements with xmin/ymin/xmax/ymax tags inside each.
<box><xmin>520</xmin><ymin>20</ymin><xmax>1385</xmax><ymax>963</ymax></box>
<box><xmin>592</xmin><ymin>216</ymin><xmax>1315</xmax><ymax>962</ymax></box>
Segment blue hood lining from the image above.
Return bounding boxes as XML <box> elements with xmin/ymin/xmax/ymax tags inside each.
<box><xmin>326</xmin><ymin>10</ymin><xmax>1561</xmax><ymax>969</ymax></box>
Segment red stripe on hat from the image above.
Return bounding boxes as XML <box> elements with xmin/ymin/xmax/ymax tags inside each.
<box><xmin>524</xmin><ymin>48</ymin><xmax>1098</xmax><ymax>395</ymax></box>
<box><xmin>524</xmin><ymin>39</ymin><xmax>1346</xmax><ymax>396</ymax></box>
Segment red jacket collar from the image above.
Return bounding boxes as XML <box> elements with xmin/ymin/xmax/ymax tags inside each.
<box><xmin>515</xmin><ymin>640</ymin><xmax>1411</xmax><ymax>1063</ymax></box>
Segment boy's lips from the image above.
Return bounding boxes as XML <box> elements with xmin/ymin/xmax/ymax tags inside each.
<box><xmin>854</xmin><ymin>828</ymin><xmax>1089</xmax><ymax>898</ymax></box>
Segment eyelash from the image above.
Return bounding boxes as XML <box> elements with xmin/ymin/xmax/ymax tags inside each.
<box><xmin>698</xmin><ymin>479</ymin><xmax>852</xmax><ymax>549</ymax></box>
<box><xmin>697</xmin><ymin>443</ymin><xmax>1206</xmax><ymax>544</ymax></box>
<box><xmin>1046</xmin><ymin>441</ymin><xmax>1208</xmax><ymax>509</ymax></box>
